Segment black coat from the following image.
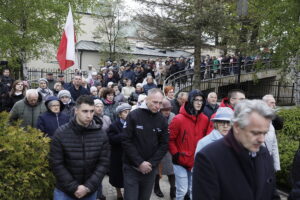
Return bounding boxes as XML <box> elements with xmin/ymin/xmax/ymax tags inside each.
<box><xmin>7</xmin><ymin>93</ymin><xmax>24</xmax><ymax>111</ymax></box>
<box><xmin>49</xmin><ymin>117</ymin><xmax>110</xmax><ymax>198</ymax></box>
<box><xmin>171</xmin><ymin>99</ymin><xmax>181</xmax><ymax>115</ymax></box>
<box><xmin>193</xmin><ymin>130</ymin><xmax>280</xmax><ymax>200</ymax></box>
<box><xmin>107</xmin><ymin>119</ymin><xmax>125</xmax><ymax>188</ymax></box>
<box><xmin>68</xmin><ymin>85</ymin><xmax>90</xmax><ymax>101</ymax></box>
<box><xmin>203</xmin><ymin>103</ymin><xmax>219</xmax><ymax>119</ymax></box>
<box><xmin>122</xmin><ymin>106</ymin><xmax>169</xmax><ymax>168</ymax></box>
<box><xmin>289</xmin><ymin>148</ymin><xmax>300</xmax><ymax>200</ymax></box>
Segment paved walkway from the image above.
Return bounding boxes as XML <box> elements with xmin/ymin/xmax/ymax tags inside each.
<box><xmin>102</xmin><ymin>175</ymin><xmax>288</xmax><ymax>200</ymax></box>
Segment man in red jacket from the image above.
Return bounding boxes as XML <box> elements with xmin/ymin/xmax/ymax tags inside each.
<box><xmin>169</xmin><ymin>89</ymin><xmax>209</xmax><ymax>200</ymax></box>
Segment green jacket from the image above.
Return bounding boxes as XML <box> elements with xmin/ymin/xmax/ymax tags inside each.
<box><xmin>9</xmin><ymin>93</ymin><xmax>47</xmax><ymax>128</ymax></box>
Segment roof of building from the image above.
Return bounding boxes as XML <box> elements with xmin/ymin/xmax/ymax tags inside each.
<box><xmin>76</xmin><ymin>40</ymin><xmax>192</xmax><ymax>58</ymax></box>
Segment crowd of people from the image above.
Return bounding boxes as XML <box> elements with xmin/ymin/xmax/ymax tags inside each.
<box><xmin>1</xmin><ymin>55</ymin><xmax>299</xmax><ymax>200</ymax></box>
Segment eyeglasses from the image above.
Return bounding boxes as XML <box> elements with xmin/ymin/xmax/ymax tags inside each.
<box><xmin>50</xmin><ymin>105</ymin><xmax>60</xmax><ymax>107</ymax></box>
<box><xmin>217</xmin><ymin>121</ymin><xmax>231</xmax><ymax>126</ymax></box>
<box><xmin>194</xmin><ymin>99</ymin><xmax>203</xmax><ymax>104</ymax></box>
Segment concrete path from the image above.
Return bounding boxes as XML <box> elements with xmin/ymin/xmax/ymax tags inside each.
<box><xmin>102</xmin><ymin>175</ymin><xmax>288</xmax><ymax>200</ymax></box>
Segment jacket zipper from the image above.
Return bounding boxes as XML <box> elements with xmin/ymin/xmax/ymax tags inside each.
<box><xmin>82</xmin><ymin>135</ymin><xmax>86</xmax><ymax>182</ymax></box>
<box><xmin>56</xmin><ymin>114</ymin><xmax>60</xmax><ymax>127</ymax></box>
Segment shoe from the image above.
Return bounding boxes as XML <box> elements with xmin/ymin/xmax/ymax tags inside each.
<box><xmin>170</xmin><ymin>187</ymin><xmax>176</xmax><ymax>198</ymax></box>
<box><xmin>154</xmin><ymin>186</ymin><xmax>164</xmax><ymax>198</ymax></box>
<box><xmin>100</xmin><ymin>195</ymin><xmax>106</xmax><ymax>200</ymax></box>
<box><xmin>117</xmin><ymin>197</ymin><xmax>123</xmax><ymax>200</ymax></box>
<box><xmin>184</xmin><ymin>193</ymin><xmax>191</xmax><ymax>200</ymax></box>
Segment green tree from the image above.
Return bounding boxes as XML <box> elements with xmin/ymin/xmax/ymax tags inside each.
<box><xmin>136</xmin><ymin>0</ymin><xmax>231</xmax><ymax>88</ymax></box>
<box><xmin>93</xmin><ymin>0</ymin><xmax>130</xmax><ymax>62</ymax></box>
<box><xmin>0</xmin><ymin>0</ymin><xmax>95</xmax><ymax>78</ymax></box>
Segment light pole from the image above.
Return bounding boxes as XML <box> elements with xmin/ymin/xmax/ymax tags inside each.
<box><xmin>237</xmin><ymin>0</ymin><xmax>248</xmax><ymax>84</ymax></box>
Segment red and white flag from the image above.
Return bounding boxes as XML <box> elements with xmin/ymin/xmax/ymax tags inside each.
<box><xmin>57</xmin><ymin>5</ymin><xmax>76</xmax><ymax>71</ymax></box>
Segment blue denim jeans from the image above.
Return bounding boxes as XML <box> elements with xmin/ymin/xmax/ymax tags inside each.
<box><xmin>53</xmin><ymin>188</ymin><xmax>97</xmax><ymax>200</ymax></box>
<box><xmin>173</xmin><ymin>164</ymin><xmax>192</xmax><ymax>200</ymax></box>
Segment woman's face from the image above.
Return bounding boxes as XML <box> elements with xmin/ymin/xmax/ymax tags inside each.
<box><xmin>60</xmin><ymin>96</ymin><xmax>70</xmax><ymax>104</ymax></box>
<box><xmin>215</xmin><ymin>121</ymin><xmax>232</xmax><ymax>136</ymax></box>
<box><xmin>167</xmin><ymin>89</ymin><xmax>175</xmax><ymax>99</ymax></box>
<box><xmin>15</xmin><ymin>82</ymin><xmax>24</xmax><ymax>91</ymax></box>
<box><xmin>91</xmin><ymin>90</ymin><xmax>98</xmax><ymax>96</ymax></box>
<box><xmin>55</xmin><ymin>83</ymin><xmax>62</xmax><ymax>91</ymax></box>
<box><xmin>49</xmin><ymin>101</ymin><xmax>60</xmax><ymax>114</ymax></box>
<box><xmin>119</xmin><ymin>109</ymin><xmax>130</xmax><ymax>120</ymax></box>
<box><xmin>126</xmin><ymin>80</ymin><xmax>132</xmax><ymax>86</ymax></box>
<box><xmin>94</xmin><ymin>104</ymin><xmax>104</xmax><ymax>115</ymax></box>
<box><xmin>106</xmin><ymin>93</ymin><xmax>114</xmax><ymax>101</ymax></box>
<box><xmin>39</xmin><ymin>81</ymin><xmax>47</xmax><ymax>89</ymax></box>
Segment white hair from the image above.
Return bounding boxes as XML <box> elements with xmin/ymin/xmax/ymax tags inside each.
<box><xmin>262</xmin><ymin>94</ymin><xmax>275</xmax><ymax>102</ymax></box>
<box><xmin>26</xmin><ymin>89</ymin><xmax>38</xmax><ymax>98</ymax></box>
<box><xmin>90</xmin><ymin>86</ymin><xmax>97</xmax><ymax>93</ymax></box>
<box><xmin>232</xmin><ymin>99</ymin><xmax>275</xmax><ymax>129</ymax></box>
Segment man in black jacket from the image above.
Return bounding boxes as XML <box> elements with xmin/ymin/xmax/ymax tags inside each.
<box><xmin>122</xmin><ymin>88</ymin><xmax>169</xmax><ymax>200</ymax></box>
<box><xmin>49</xmin><ymin>95</ymin><xmax>110</xmax><ymax>200</ymax></box>
<box><xmin>193</xmin><ymin>99</ymin><xmax>280</xmax><ymax>200</ymax></box>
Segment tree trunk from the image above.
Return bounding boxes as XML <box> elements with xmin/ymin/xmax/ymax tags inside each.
<box><xmin>193</xmin><ymin>35</ymin><xmax>202</xmax><ymax>90</ymax></box>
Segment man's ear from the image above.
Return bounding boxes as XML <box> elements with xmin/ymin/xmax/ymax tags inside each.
<box><xmin>74</xmin><ymin>107</ymin><xmax>78</xmax><ymax>115</ymax></box>
<box><xmin>233</xmin><ymin>122</ymin><xmax>239</xmax><ymax>134</ymax></box>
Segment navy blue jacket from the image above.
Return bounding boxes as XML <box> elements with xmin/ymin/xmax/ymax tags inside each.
<box><xmin>143</xmin><ymin>83</ymin><xmax>157</xmax><ymax>95</ymax></box>
<box><xmin>122</xmin><ymin>69</ymin><xmax>136</xmax><ymax>83</ymax></box>
<box><xmin>193</xmin><ymin>130</ymin><xmax>280</xmax><ymax>200</ymax></box>
<box><xmin>67</xmin><ymin>85</ymin><xmax>90</xmax><ymax>101</ymax></box>
<box><xmin>37</xmin><ymin>96</ymin><xmax>69</xmax><ymax>137</ymax></box>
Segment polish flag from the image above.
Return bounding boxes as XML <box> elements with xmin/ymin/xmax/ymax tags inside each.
<box><xmin>57</xmin><ymin>5</ymin><xmax>76</xmax><ymax>71</ymax></box>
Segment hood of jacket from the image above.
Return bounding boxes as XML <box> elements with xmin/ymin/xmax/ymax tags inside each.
<box><xmin>45</xmin><ymin>96</ymin><xmax>65</xmax><ymax>113</ymax></box>
<box><xmin>220</xmin><ymin>97</ymin><xmax>234</xmax><ymax>110</ymax></box>
<box><xmin>184</xmin><ymin>89</ymin><xmax>206</xmax><ymax>116</ymax></box>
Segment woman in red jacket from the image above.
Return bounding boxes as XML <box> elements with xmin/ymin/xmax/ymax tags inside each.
<box><xmin>169</xmin><ymin>89</ymin><xmax>209</xmax><ymax>200</ymax></box>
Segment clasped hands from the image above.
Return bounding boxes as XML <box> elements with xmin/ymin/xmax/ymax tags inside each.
<box><xmin>74</xmin><ymin>185</ymin><xmax>90</xmax><ymax>199</ymax></box>
<box><xmin>138</xmin><ymin>161</ymin><xmax>152</xmax><ymax>174</ymax></box>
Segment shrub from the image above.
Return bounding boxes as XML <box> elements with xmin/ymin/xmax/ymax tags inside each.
<box><xmin>276</xmin><ymin>107</ymin><xmax>300</xmax><ymax>190</ymax></box>
<box><xmin>0</xmin><ymin>112</ymin><xmax>54</xmax><ymax>199</ymax></box>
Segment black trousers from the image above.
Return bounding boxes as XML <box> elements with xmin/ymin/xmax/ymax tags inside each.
<box><xmin>123</xmin><ymin>164</ymin><xmax>157</xmax><ymax>200</ymax></box>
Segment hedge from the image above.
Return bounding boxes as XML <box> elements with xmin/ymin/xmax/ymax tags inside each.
<box><xmin>0</xmin><ymin>112</ymin><xmax>54</xmax><ymax>199</ymax></box>
<box><xmin>276</xmin><ymin>107</ymin><xmax>300</xmax><ymax>190</ymax></box>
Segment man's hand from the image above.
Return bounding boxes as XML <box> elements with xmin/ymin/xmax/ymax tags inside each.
<box><xmin>138</xmin><ymin>161</ymin><xmax>152</xmax><ymax>174</ymax></box>
<box><xmin>74</xmin><ymin>185</ymin><xmax>90</xmax><ymax>199</ymax></box>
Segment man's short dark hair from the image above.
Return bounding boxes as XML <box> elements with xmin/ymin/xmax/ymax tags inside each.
<box><xmin>76</xmin><ymin>95</ymin><xmax>94</xmax><ymax>108</ymax></box>
<box><xmin>228</xmin><ymin>89</ymin><xmax>245</xmax><ymax>100</ymax></box>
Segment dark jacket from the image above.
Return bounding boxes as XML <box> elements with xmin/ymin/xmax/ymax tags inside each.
<box><xmin>171</xmin><ymin>98</ymin><xmax>181</xmax><ymax>115</ymax></box>
<box><xmin>122</xmin><ymin>69</ymin><xmax>136</xmax><ymax>83</ymax></box>
<box><xmin>289</xmin><ymin>148</ymin><xmax>300</xmax><ymax>200</ymax></box>
<box><xmin>143</xmin><ymin>83</ymin><xmax>157</xmax><ymax>95</ymax></box>
<box><xmin>107</xmin><ymin>118</ymin><xmax>125</xmax><ymax>188</ymax></box>
<box><xmin>102</xmin><ymin>99</ymin><xmax>118</xmax><ymax>123</ymax></box>
<box><xmin>68</xmin><ymin>85</ymin><xmax>90</xmax><ymax>101</ymax></box>
<box><xmin>49</xmin><ymin>116</ymin><xmax>110</xmax><ymax>198</ymax></box>
<box><xmin>37</xmin><ymin>96</ymin><xmax>69</xmax><ymax>137</ymax></box>
<box><xmin>7</xmin><ymin>93</ymin><xmax>24</xmax><ymax>111</ymax></box>
<box><xmin>203</xmin><ymin>103</ymin><xmax>219</xmax><ymax>119</ymax></box>
<box><xmin>61</xmin><ymin>100</ymin><xmax>75</xmax><ymax>121</ymax></box>
<box><xmin>193</xmin><ymin>130</ymin><xmax>280</xmax><ymax>200</ymax></box>
<box><xmin>122</xmin><ymin>104</ymin><xmax>169</xmax><ymax>168</ymax></box>
<box><xmin>0</xmin><ymin>82</ymin><xmax>9</xmax><ymax>112</ymax></box>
